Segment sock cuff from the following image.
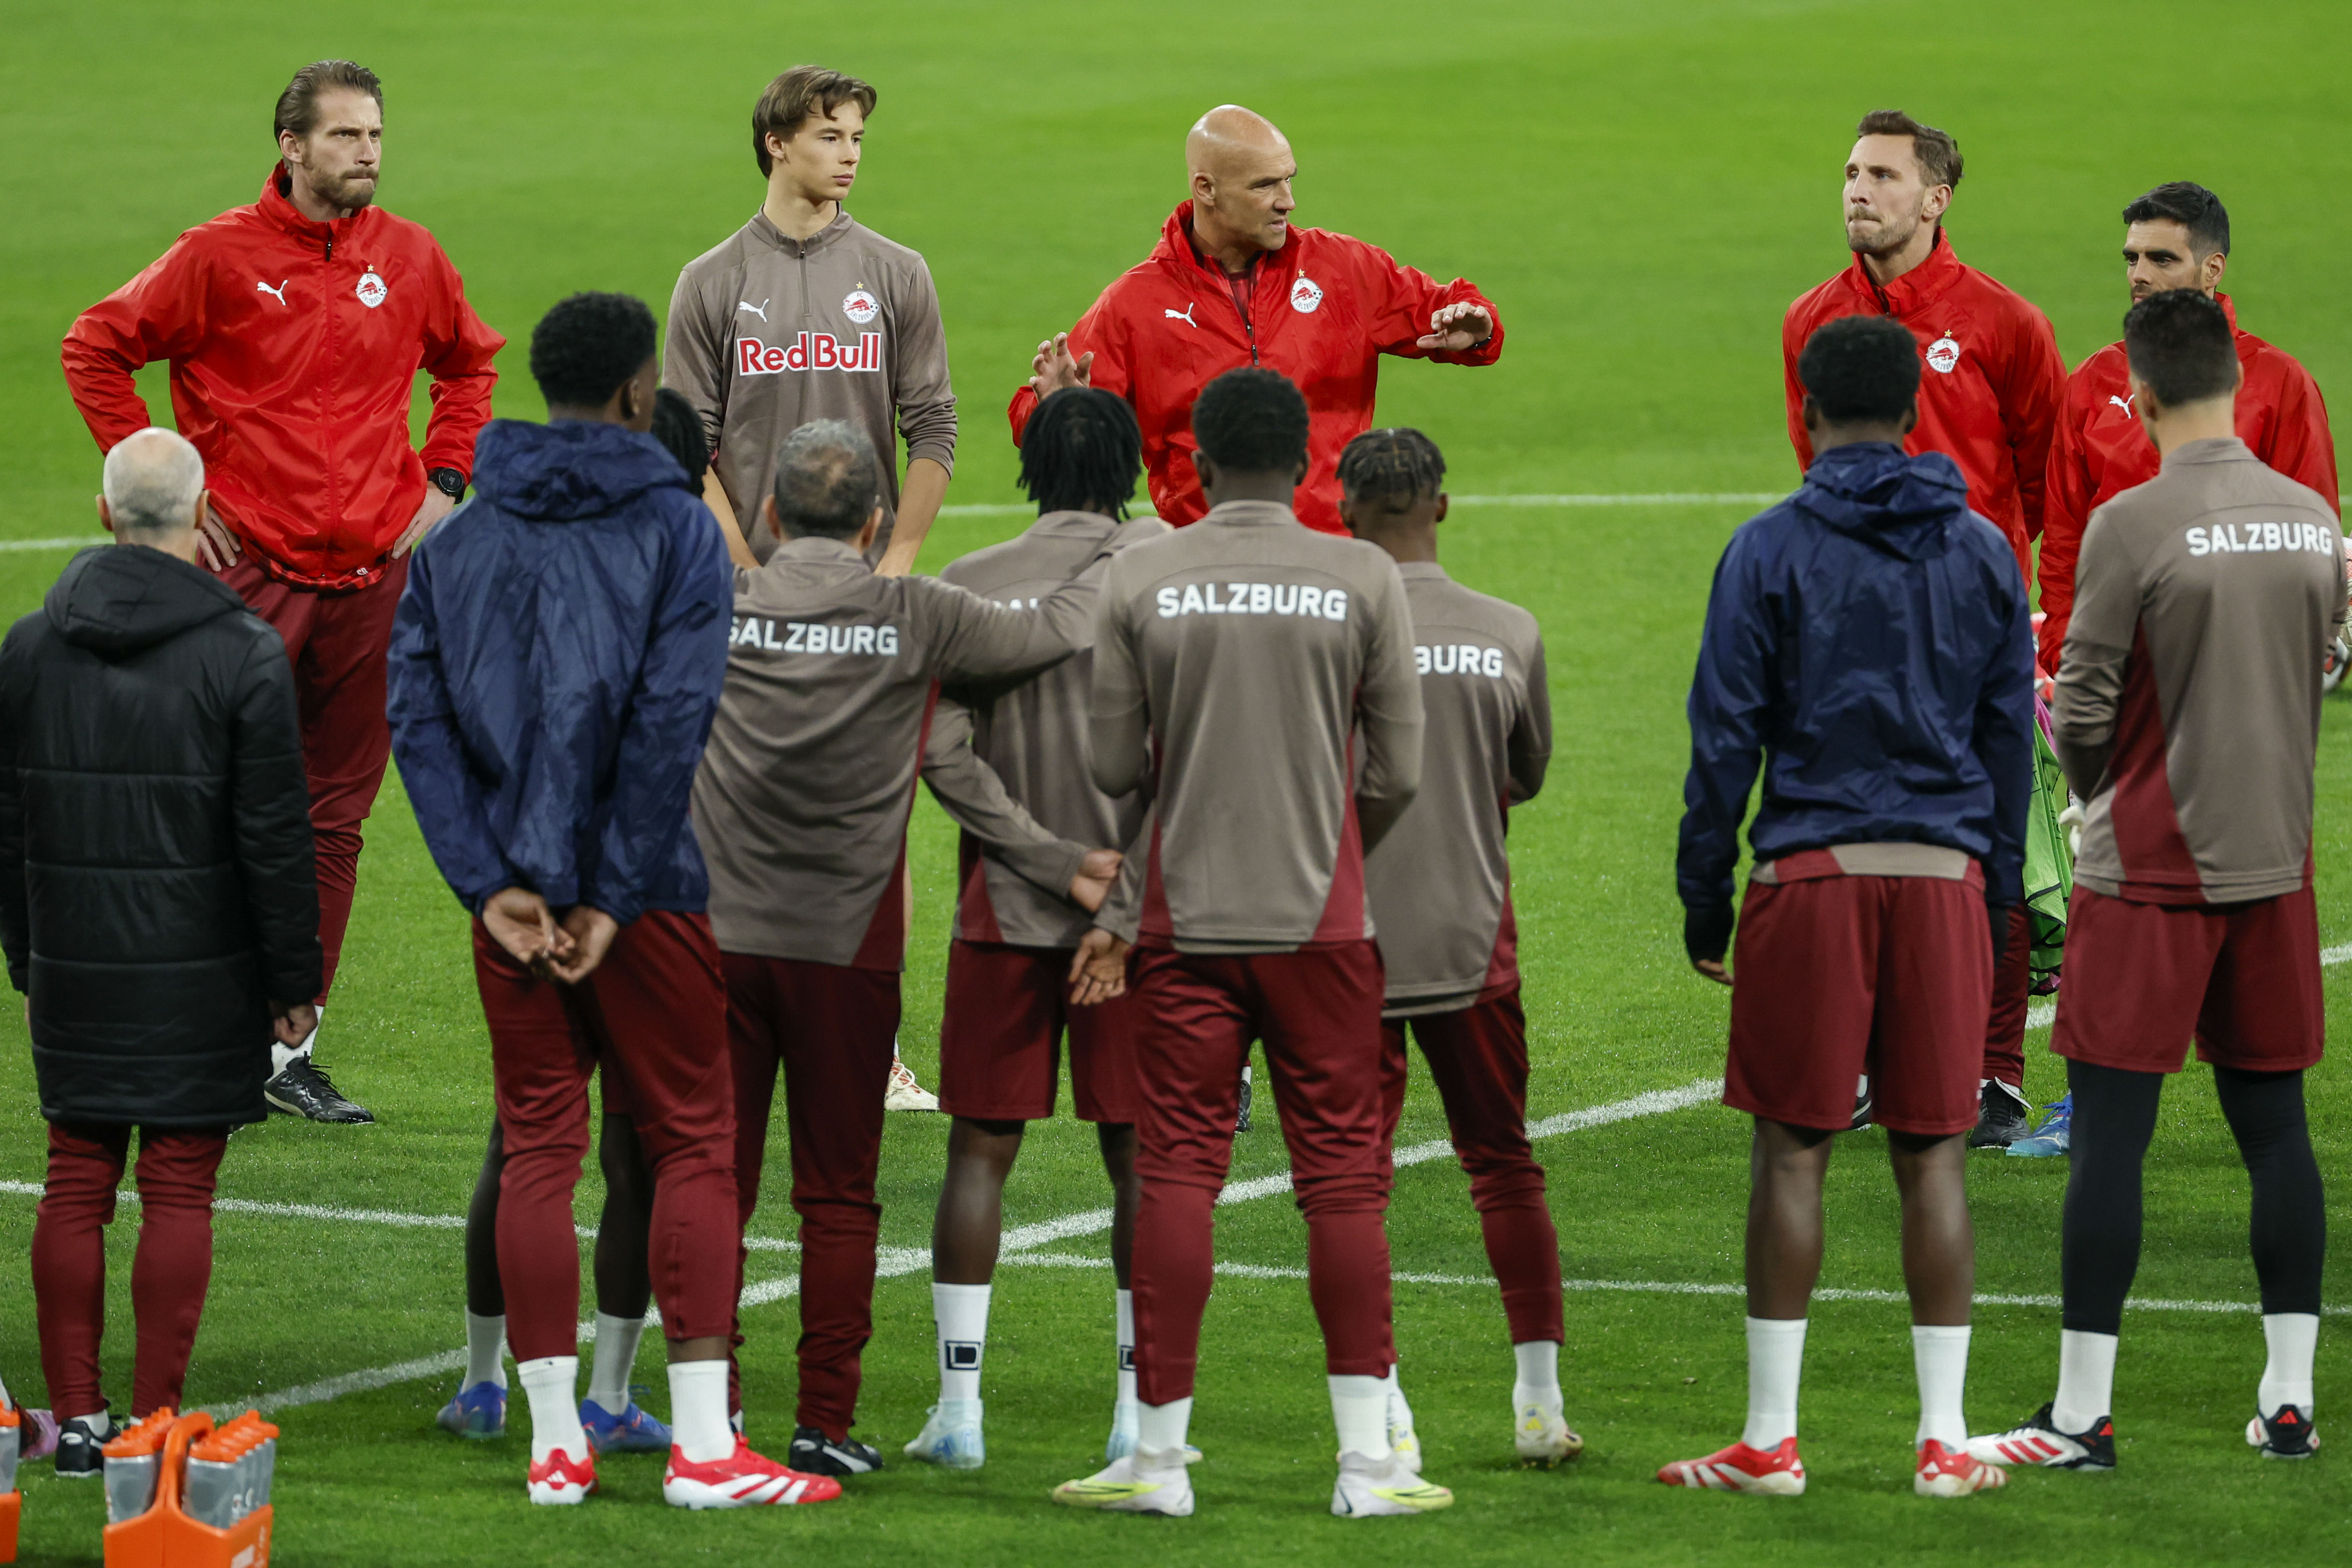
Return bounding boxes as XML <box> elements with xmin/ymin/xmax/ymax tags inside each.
<box><xmin>516</xmin><ymin>1355</ymin><xmax>577</xmax><ymax>1378</ymax></box>
<box><xmin>933</xmin><ymin>1282</ymin><xmax>992</xmax><ymax>1303</ymax></box>
<box><xmin>1745</xmin><ymin>1317</ymin><xmax>1808</xmax><ymax>1338</ymax></box>
<box><xmin>1911</xmin><ymin>1324</ymin><xmax>1973</xmax><ymax>1343</ymax></box>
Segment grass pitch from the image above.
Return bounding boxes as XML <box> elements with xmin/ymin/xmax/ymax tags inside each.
<box><xmin>2</xmin><ymin>1</ymin><xmax>2350</xmax><ymax>1563</ymax></box>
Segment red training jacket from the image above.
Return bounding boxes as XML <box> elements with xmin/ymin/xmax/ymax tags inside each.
<box><xmin>62</xmin><ymin>169</ymin><xmax>505</xmax><ymax>590</ymax></box>
<box><xmin>1783</xmin><ymin>229</ymin><xmax>2065</xmax><ymax>585</ymax></box>
<box><xmin>2035</xmin><ymin>294</ymin><xmax>2338</xmax><ymax>670</ymax></box>
<box><xmin>1006</xmin><ymin>201</ymin><xmax>1502</xmax><ymax>534</ymax></box>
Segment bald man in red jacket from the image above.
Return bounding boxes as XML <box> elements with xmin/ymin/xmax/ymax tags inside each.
<box><xmin>1010</xmin><ymin>106</ymin><xmax>1502</xmax><ymax>535</ymax></box>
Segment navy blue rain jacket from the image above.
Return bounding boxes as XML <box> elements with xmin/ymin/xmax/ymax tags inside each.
<box><xmin>1677</xmin><ymin>443</ymin><xmax>2035</xmax><ymax>914</ymax></box>
<box><xmin>388</xmin><ymin>419</ymin><xmax>731</xmax><ymax>926</ymax></box>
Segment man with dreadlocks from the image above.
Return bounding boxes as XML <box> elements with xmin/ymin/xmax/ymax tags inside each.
<box><xmin>1337</xmin><ymin>429</ymin><xmax>1573</xmax><ymax>1469</ymax></box>
<box><xmin>901</xmin><ymin>387</ymin><xmax>1170</xmax><ymax>1471</ymax></box>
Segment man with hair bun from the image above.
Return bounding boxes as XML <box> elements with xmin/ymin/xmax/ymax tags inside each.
<box><xmin>62</xmin><ymin>59</ymin><xmax>505</xmax><ymax>1124</ymax></box>
<box><xmin>690</xmin><ymin>416</ymin><xmax>1113</xmax><ymax>1480</ymax></box>
<box><xmin>390</xmin><ymin>292</ymin><xmax>839</xmax><ymax>1511</ymax></box>
<box><xmin>1053</xmin><ymin>368</ymin><xmax>1443</xmax><ymax>1520</ymax></box>
<box><xmin>1671</xmin><ymin>314</ymin><xmax>2030</xmax><ymax>1500</ymax></box>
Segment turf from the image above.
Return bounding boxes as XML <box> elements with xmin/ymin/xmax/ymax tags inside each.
<box><xmin>1</xmin><ymin>0</ymin><xmax>2349</xmax><ymax>1563</ymax></box>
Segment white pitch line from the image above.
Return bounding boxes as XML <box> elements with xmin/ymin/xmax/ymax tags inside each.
<box><xmin>0</xmin><ymin>538</ymin><xmax>97</xmax><ymax>552</ymax></box>
<box><xmin>935</xmin><ymin>493</ymin><xmax>1783</xmax><ymax>519</ymax></box>
<box><xmin>2022</xmin><ymin>939</ymin><xmax>2352</xmax><ymax>1032</ymax></box>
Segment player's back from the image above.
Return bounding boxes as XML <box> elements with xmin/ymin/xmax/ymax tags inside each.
<box><xmin>1092</xmin><ymin>499</ymin><xmax>1421</xmax><ymax>950</ymax></box>
<box><xmin>1363</xmin><ymin>567</ymin><xmax>1549</xmax><ymax>1012</ymax></box>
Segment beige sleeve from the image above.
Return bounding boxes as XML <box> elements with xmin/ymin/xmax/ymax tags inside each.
<box><xmin>662</xmin><ymin>267</ymin><xmax>727</xmax><ymax>460</ymax></box>
<box><xmin>2051</xmin><ymin>507</ymin><xmax>2140</xmax><ymax>798</ymax></box>
<box><xmin>891</xmin><ymin>261</ymin><xmax>958</xmax><ymax>475</ymax></box>
<box><xmin>921</xmin><ymin>694</ymin><xmax>1089</xmax><ymax>899</ymax></box>
<box><xmin>1354</xmin><ymin>557</ymin><xmax>1426</xmax><ymax>850</ymax></box>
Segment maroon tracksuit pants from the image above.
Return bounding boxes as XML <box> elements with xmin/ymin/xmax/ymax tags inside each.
<box><xmin>1379</xmin><ymin>986</ymin><xmax>1565</xmax><ymax>1346</ymax></box>
<box><xmin>1982</xmin><ymin>904</ymin><xmax>2032</xmax><ymax>1091</ymax></box>
<box><xmin>474</xmin><ymin>911</ymin><xmax>739</xmax><ymax>1360</ymax></box>
<box><xmin>722</xmin><ymin>954</ymin><xmax>901</xmax><ymax>1439</ymax></box>
<box><xmin>1129</xmin><ymin>940</ymin><xmax>1395</xmax><ymax>1405</ymax></box>
<box><xmin>31</xmin><ymin>1123</ymin><xmax>227</xmax><ymax>1418</ymax></box>
<box><xmin>222</xmin><ymin>555</ymin><xmax>406</xmax><ymax>1003</ymax></box>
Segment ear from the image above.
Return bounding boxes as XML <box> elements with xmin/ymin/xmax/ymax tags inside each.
<box><xmin>1434</xmin><ymin>493</ymin><xmax>1449</xmax><ymax>523</ymax></box>
<box><xmin>1899</xmin><ymin>404</ymin><xmax>1920</xmax><ymax>438</ymax></box>
<box><xmin>1800</xmin><ymin>393</ymin><xmax>1822</xmax><ymax>436</ymax></box>
<box><xmin>1338</xmin><ymin>493</ymin><xmax>1358</xmax><ymax>531</ymax></box>
<box><xmin>1292</xmin><ymin>452</ymin><xmax>1310</xmax><ymax>484</ymax></box>
<box><xmin>1191</xmin><ymin>450</ymin><xmax>1218</xmax><ymax>491</ymax></box>
<box><xmin>96</xmin><ymin>494</ymin><xmax>114</xmax><ymax>533</ymax></box>
<box><xmin>761</xmin><ymin>493</ymin><xmax>783</xmax><ymax>537</ymax></box>
<box><xmin>192</xmin><ymin>488</ymin><xmax>211</xmax><ymax>531</ymax></box>
<box><xmin>1922</xmin><ymin>182</ymin><xmax>1953</xmax><ymax>224</ymax></box>
<box><xmin>1191</xmin><ymin>169</ymin><xmax>1216</xmax><ymax>206</ymax></box>
<box><xmin>765</xmin><ymin>129</ymin><xmax>791</xmax><ymax>166</ymax></box>
<box><xmin>279</xmin><ymin>129</ymin><xmax>303</xmax><ymax>166</ymax></box>
<box><xmin>855</xmin><ymin>502</ymin><xmax>883</xmax><ymax>555</ymax></box>
<box><xmin>2205</xmin><ymin>250</ymin><xmax>2229</xmax><ymax>293</ymax></box>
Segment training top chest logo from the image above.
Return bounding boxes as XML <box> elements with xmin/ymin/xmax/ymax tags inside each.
<box><xmin>1924</xmin><ymin>334</ymin><xmax>1961</xmax><ymax>374</ymax></box>
<box><xmin>1165</xmin><ymin>303</ymin><xmax>1197</xmax><ymax>327</ymax></box>
<box><xmin>355</xmin><ymin>268</ymin><xmax>388</xmax><ymax>309</ymax></box>
<box><xmin>255</xmin><ymin>279</ymin><xmax>288</xmax><ymax>307</ymax></box>
<box><xmin>1289</xmin><ymin>275</ymin><xmax>1325</xmax><ymax>314</ymax></box>
<box><xmin>843</xmin><ymin>288</ymin><xmax>880</xmax><ymax>325</ymax></box>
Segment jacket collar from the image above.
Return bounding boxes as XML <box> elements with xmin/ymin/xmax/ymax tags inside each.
<box><xmin>1844</xmin><ymin>226</ymin><xmax>1965</xmax><ymax>316</ymax></box>
<box><xmin>748</xmin><ymin>206</ymin><xmax>856</xmax><ymax>258</ymax></box>
<box><xmin>257</xmin><ymin>166</ymin><xmax>372</xmax><ymax>250</ymax></box>
<box><xmin>1155</xmin><ymin>201</ymin><xmax>1288</xmax><ymax>284</ymax></box>
<box><xmin>1197</xmin><ymin>498</ymin><xmax>1302</xmax><ymax>529</ymax></box>
<box><xmin>765</xmin><ymin>533</ymin><xmax>871</xmax><ymax>568</ymax></box>
<box><xmin>2161</xmin><ymin>436</ymin><xmax>2255</xmax><ymax>471</ymax></box>
<box><xmin>1395</xmin><ymin>560</ymin><xmax>1449</xmax><ymax>580</ymax></box>
<box><xmin>1027</xmin><ymin>509</ymin><xmax>1123</xmax><ymax>543</ymax></box>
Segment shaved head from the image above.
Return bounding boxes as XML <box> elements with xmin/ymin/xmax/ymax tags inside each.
<box><xmin>1185</xmin><ymin>105</ymin><xmax>1298</xmax><ymax>266</ymax></box>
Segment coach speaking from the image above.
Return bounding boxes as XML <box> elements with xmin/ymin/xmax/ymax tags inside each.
<box><xmin>1010</xmin><ymin>106</ymin><xmax>1503</xmax><ymax>535</ymax></box>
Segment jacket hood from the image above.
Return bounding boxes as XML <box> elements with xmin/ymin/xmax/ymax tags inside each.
<box><xmin>471</xmin><ymin>420</ymin><xmax>692</xmax><ymax>522</ymax></box>
<box><xmin>45</xmin><ymin>545</ymin><xmax>248</xmax><ymax>658</ymax></box>
<box><xmin>1792</xmin><ymin>442</ymin><xmax>1974</xmax><ymax>561</ymax></box>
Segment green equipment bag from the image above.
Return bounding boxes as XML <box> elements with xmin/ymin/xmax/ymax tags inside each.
<box><xmin>2022</xmin><ymin>715</ymin><xmax>2073</xmax><ymax>983</ymax></box>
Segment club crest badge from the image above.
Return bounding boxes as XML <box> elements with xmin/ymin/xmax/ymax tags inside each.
<box><xmin>1289</xmin><ymin>275</ymin><xmax>1324</xmax><ymax>314</ymax></box>
<box><xmin>843</xmin><ymin>288</ymin><xmax>880</xmax><ymax>325</ymax></box>
<box><xmin>355</xmin><ymin>268</ymin><xmax>388</xmax><ymax>309</ymax></box>
<box><xmin>1924</xmin><ymin>334</ymin><xmax>1961</xmax><ymax>374</ymax></box>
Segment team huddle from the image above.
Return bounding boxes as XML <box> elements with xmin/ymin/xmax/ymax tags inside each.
<box><xmin>0</xmin><ymin>51</ymin><xmax>2337</xmax><ymax>1525</ymax></box>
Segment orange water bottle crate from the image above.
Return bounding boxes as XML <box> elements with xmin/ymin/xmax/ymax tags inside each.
<box><xmin>103</xmin><ymin>1409</ymin><xmax>276</xmax><ymax>1568</ymax></box>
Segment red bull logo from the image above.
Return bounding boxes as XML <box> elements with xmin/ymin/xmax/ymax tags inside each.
<box><xmin>736</xmin><ymin>332</ymin><xmax>883</xmax><ymax>377</ymax></box>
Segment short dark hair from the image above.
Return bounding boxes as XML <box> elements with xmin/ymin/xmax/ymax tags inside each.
<box><xmin>754</xmin><ymin>66</ymin><xmax>877</xmax><ymax>176</ymax></box>
<box><xmin>2124</xmin><ymin>289</ymin><xmax>2238</xmax><ymax>407</ymax></box>
<box><xmin>1020</xmin><ymin>388</ymin><xmax>1143</xmax><ymax>518</ymax></box>
<box><xmin>1855</xmin><ymin>109</ymin><xmax>1963</xmax><ymax>191</ymax></box>
<box><xmin>1338</xmin><ymin>428</ymin><xmax>1447</xmax><ymax>511</ymax></box>
<box><xmin>529</xmin><ymin>292</ymin><xmax>658</xmax><ymax>411</ymax></box>
<box><xmin>772</xmin><ymin>420</ymin><xmax>880</xmax><ymax>538</ymax></box>
<box><xmin>1797</xmin><ymin>315</ymin><xmax>1922</xmax><ymax>425</ymax></box>
<box><xmin>2122</xmin><ymin>181</ymin><xmax>2230</xmax><ymax>257</ymax></box>
<box><xmin>1191</xmin><ymin>368</ymin><xmax>1309</xmax><ymax>475</ymax></box>
<box><xmin>651</xmin><ymin>388</ymin><xmax>710</xmax><ymax>487</ymax></box>
<box><xmin>275</xmin><ymin>60</ymin><xmax>382</xmax><ymax>142</ymax></box>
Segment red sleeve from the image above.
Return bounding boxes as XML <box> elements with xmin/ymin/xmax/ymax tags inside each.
<box><xmin>2264</xmin><ymin>360</ymin><xmax>2340</xmax><ymax>515</ymax></box>
<box><xmin>1007</xmin><ymin>285</ymin><xmax>1130</xmax><ymax>447</ymax></box>
<box><xmin>415</xmin><ymin>242</ymin><xmax>505</xmax><ymax>482</ymax></box>
<box><xmin>2001</xmin><ymin>303</ymin><xmax>2067</xmax><ymax>541</ymax></box>
<box><xmin>2036</xmin><ymin>374</ymin><xmax>2098</xmax><ymax>671</ymax></box>
<box><xmin>1356</xmin><ymin>241</ymin><xmax>1502</xmax><ymax>366</ymax></box>
<box><xmin>1782</xmin><ymin>300</ymin><xmax>1815</xmax><ymax>474</ymax></box>
<box><xmin>59</xmin><ymin>235</ymin><xmax>211</xmax><ymax>454</ymax></box>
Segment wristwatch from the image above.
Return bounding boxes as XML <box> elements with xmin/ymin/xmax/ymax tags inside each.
<box><xmin>427</xmin><ymin>467</ymin><xmax>467</xmax><ymax>502</ymax></box>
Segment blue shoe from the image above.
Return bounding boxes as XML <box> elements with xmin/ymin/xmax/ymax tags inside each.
<box><xmin>581</xmin><ymin>1392</ymin><xmax>672</xmax><ymax>1454</ymax></box>
<box><xmin>436</xmin><ymin>1380</ymin><xmax>506</xmax><ymax>1440</ymax></box>
<box><xmin>2006</xmin><ymin>1094</ymin><xmax>2072</xmax><ymax>1157</ymax></box>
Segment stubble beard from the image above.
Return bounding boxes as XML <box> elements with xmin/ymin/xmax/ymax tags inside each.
<box><xmin>1845</xmin><ymin>200</ymin><xmax>1920</xmax><ymax>259</ymax></box>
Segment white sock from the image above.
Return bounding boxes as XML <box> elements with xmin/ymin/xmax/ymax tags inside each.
<box><xmin>516</xmin><ymin>1355</ymin><xmax>587</xmax><ymax>1464</ymax></box>
<box><xmin>1742</xmin><ymin>1317</ymin><xmax>1807</xmax><ymax>1449</ymax></box>
<box><xmin>2259</xmin><ymin>1312</ymin><xmax>2319</xmax><ymax>1415</ymax></box>
<box><xmin>271</xmin><ymin>1006</ymin><xmax>322</xmax><ymax>1076</ymax></box>
<box><xmin>1114</xmin><ymin>1289</ymin><xmax>1137</xmax><ymax>1404</ymax></box>
<box><xmin>933</xmin><ymin>1282</ymin><xmax>991</xmax><ymax>1401</ymax></box>
<box><xmin>1137</xmin><ymin>1396</ymin><xmax>1192</xmax><ymax>1457</ymax></box>
<box><xmin>2052</xmin><ymin>1328</ymin><xmax>2118</xmax><ymax>1433</ymax></box>
<box><xmin>1512</xmin><ymin>1339</ymin><xmax>1562</xmax><ymax>1409</ymax></box>
<box><xmin>1382</xmin><ymin>1363</ymin><xmax>1415</xmax><ymax>1436</ymax></box>
<box><xmin>585</xmin><ymin>1314</ymin><xmax>646</xmax><ymax>1414</ymax></box>
<box><xmin>668</xmin><ymin>1359</ymin><xmax>733</xmax><ymax>1463</ymax></box>
<box><xmin>1912</xmin><ymin>1324</ymin><xmax>1972</xmax><ymax>1448</ymax></box>
<box><xmin>465</xmin><ymin>1312</ymin><xmax>508</xmax><ymax>1391</ymax></box>
<box><xmin>1330</xmin><ymin>1374</ymin><xmax>1390</xmax><ymax>1461</ymax></box>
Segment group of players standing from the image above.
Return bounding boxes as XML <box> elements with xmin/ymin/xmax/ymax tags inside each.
<box><xmin>17</xmin><ymin>51</ymin><xmax>2338</xmax><ymax>1521</ymax></box>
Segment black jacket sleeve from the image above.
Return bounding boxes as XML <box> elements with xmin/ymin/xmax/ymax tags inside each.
<box><xmin>0</xmin><ymin>629</ymin><xmax>27</xmax><ymax>993</ymax></box>
<box><xmin>230</xmin><ymin>630</ymin><xmax>323</xmax><ymax>1005</ymax></box>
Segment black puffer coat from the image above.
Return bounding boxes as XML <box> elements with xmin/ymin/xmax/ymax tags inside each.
<box><xmin>0</xmin><ymin>545</ymin><xmax>321</xmax><ymax>1127</ymax></box>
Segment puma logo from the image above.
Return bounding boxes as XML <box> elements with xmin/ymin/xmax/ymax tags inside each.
<box><xmin>1165</xmin><ymin>304</ymin><xmax>1197</xmax><ymax>327</ymax></box>
<box><xmin>739</xmin><ymin>299</ymin><xmax>770</xmax><ymax>322</ymax></box>
<box><xmin>2108</xmin><ymin>393</ymin><xmax>2136</xmax><ymax>418</ymax></box>
<box><xmin>255</xmin><ymin>280</ymin><xmax>289</xmax><ymax>306</ymax></box>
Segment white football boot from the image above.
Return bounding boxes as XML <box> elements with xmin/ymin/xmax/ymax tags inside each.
<box><xmin>902</xmin><ymin>1399</ymin><xmax>985</xmax><ymax>1470</ymax></box>
<box><xmin>1052</xmin><ymin>1446</ymin><xmax>1195</xmax><ymax>1516</ymax></box>
<box><xmin>1513</xmin><ymin>1398</ymin><xmax>1585</xmax><ymax>1466</ymax></box>
<box><xmin>1332</xmin><ymin>1450</ymin><xmax>1453</xmax><ymax>1516</ymax></box>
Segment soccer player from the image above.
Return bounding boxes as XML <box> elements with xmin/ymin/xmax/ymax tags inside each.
<box><xmin>61</xmin><ymin>60</ymin><xmax>504</xmax><ymax>1124</ymax></box>
<box><xmin>1012</xmin><ymin>105</ymin><xmax>1502</xmax><ymax>535</ymax></box>
<box><xmin>1337</xmin><ymin>429</ymin><xmax>1576</xmax><ymax>1468</ymax></box>
<box><xmin>1782</xmin><ymin>108</ymin><xmax>2064</xmax><ymax>1148</ymax></box>
<box><xmin>389</xmin><ymin>293</ymin><xmax>836</xmax><ymax>1510</ymax></box>
<box><xmin>901</xmin><ymin>388</ymin><xmax>1166</xmax><ymax>1471</ymax></box>
<box><xmin>1670</xmin><ymin>316</ymin><xmax>2032</xmax><ymax>1499</ymax></box>
<box><xmin>1052</xmin><ymin>369</ymin><xmax>1448</xmax><ymax>1520</ymax></box>
<box><xmin>430</xmin><ymin>388</ymin><xmax>719</xmax><ymax>1453</ymax></box>
<box><xmin>1969</xmin><ymin>291</ymin><xmax>2343</xmax><ymax>1471</ymax></box>
<box><xmin>690</xmin><ymin>419</ymin><xmax>1111</xmax><ymax>1478</ymax></box>
<box><xmin>665</xmin><ymin>65</ymin><xmax>956</xmax><ymax>577</ymax></box>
